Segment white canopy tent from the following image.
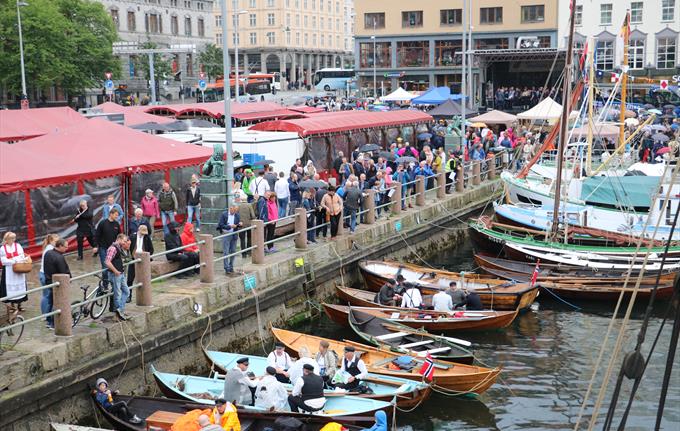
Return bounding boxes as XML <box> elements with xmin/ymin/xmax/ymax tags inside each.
<box><xmin>381</xmin><ymin>87</ymin><xmax>416</xmax><ymax>102</ymax></box>
<box><xmin>517</xmin><ymin>97</ymin><xmax>563</xmax><ymax>121</ymax></box>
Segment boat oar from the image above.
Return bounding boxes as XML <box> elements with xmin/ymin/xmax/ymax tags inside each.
<box><xmin>381</xmin><ymin>323</ymin><xmax>472</xmax><ymax>347</ymax></box>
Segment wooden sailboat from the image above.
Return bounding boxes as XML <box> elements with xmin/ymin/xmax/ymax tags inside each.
<box><xmin>271</xmin><ymin>327</ymin><xmax>502</xmax><ymax>395</ymax></box>
<box><xmin>358</xmin><ymin>260</ymin><xmax>539</xmax><ymax>311</ymax></box>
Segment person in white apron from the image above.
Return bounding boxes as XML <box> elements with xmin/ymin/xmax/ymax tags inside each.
<box><xmin>0</xmin><ymin>232</ymin><xmax>28</xmax><ymax>319</ymax></box>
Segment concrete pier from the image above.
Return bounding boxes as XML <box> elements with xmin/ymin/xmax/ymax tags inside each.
<box><xmin>0</xmin><ymin>179</ymin><xmax>501</xmax><ymax>431</ymax></box>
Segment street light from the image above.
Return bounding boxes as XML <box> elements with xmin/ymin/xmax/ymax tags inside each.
<box><xmin>16</xmin><ymin>1</ymin><xmax>28</xmax><ymax>108</ymax></box>
<box><xmin>220</xmin><ymin>0</ymin><xmax>235</xmax><ymax>206</ymax></box>
<box><xmin>371</xmin><ymin>18</ymin><xmax>376</xmax><ymax>98</ymax></box>
<box><xmin>233</xmin><ymin>9</ymin><xmax>248</xmax><ymax>101</ymax></box>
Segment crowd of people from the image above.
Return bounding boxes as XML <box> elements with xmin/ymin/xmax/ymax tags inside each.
<box><xmin>375</xmin><ymin>276</ymin><xmax>482</xmax><ymax>312</ymax></box>
<box><xmin>493</xmin><ymin>86</ymin><xmax>556</xmax><ymax>111</ymax></box>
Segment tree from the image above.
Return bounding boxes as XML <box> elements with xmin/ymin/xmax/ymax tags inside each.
<box><xmin>198</xmin><ymin>44</ymin><xmax>223</xmax><ymax>82</ymax></box>
<box><xmin>132</xmin><ymin>41</ymin><xmax>172</xmax><ymax>89</ymax></box>
<box><xmin>0</xmin><ymin>0</ymin><xmax>119</xmax><ymax>101</ymax></box>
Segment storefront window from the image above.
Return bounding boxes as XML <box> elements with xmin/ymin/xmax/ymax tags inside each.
<box><xmin>397</xmin><ymin>41</ymin><xmax>429</xmax><ymax>67</ymax></box>
<box><xmin>475</xmin><ymin>38</ymin><xmax>509</xmax><ymax>49</ymax></box>
<box><xmin>398</xmin><ymin>75</ymin><xmax>430</xmax><ymax>91</ymax></box>
<box><xmin>360</xmin><ymin>42</ymin><xmax>391</xmax><ymax>68</ymax></box>
<box><xmin>435</xmin><ymin>40</ymin><xmax>461</xmax><ymax>66</ymax></box>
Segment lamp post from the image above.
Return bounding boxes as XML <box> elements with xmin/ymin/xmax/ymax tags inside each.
<box><xmin>221</xmin><ymin>0</ymin><xmax>235</xmax><ymax>206</ymax></box>
<box><xmin>371</xmin><ymin>18</ymin><xmax>376</xmax><ymax>98</ymax></box>
<box><xmin>17</xmin><ymin>1</ymin><xmax>29</xmax><ymax>109</ymax></box>
<box><xmin>233</xmin><ymin>9</ymin><xmax>248</xmax><ymax>101</ymax></box>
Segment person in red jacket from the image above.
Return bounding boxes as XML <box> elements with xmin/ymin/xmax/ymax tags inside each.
<box><xmin>180</xmin><ymin>223</ymin><xmax>200</xmax><ymax>253</ymax></box>
<box><xmin>140</xmin><ymin>189</ymin><xmax>160</xmax><ymax>235</ymax></box>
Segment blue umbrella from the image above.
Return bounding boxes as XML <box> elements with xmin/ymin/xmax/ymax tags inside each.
<box><xmin>417</xmin><ymin>132</ymin><xmax>433</xmax><ymax>140</ymax></box>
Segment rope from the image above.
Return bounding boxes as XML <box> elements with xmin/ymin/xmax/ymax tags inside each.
<box><xmin>396</xmin><ymin>231</ymin><xmax>436</xmax><ymax>269</ymax></box>
<box><xmin>200</xmin><ymin>314</ymin><xmax>213</xmax><ymax>352</ymax></box>
<box><xmin>251</xmin><ymin>287</ymin><xmax>269</xmax><ymax>356</ymax></box>
<box><xmin>123</xmin><ymin>320</ymin><xmax>147</xmax><ymax>385</ymax></box>
<box><xmin>539</xmin><ymin>285</ymin><xmax>582</xmax><ymax>310</ymax></box>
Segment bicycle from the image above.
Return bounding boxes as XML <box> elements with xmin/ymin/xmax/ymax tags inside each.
<box><xmin>0</xmin><ymin>306</ymin><xmax>24</xmax><ymax>353</ymax></box>
<box><xmin>72</xmin><ymin>274</ymin><xmax>110</xmax><ymax>327</ymax></box>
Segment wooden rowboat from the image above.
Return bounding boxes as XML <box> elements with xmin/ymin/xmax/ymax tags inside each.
<box><xmin>200</xmin><ymin>351</ymin><xmax>430</xmax><ymax>409</ymax></box>
<box><xmin>271</xmin><ymin>327</ymin><xmax>502</xmax><ymax>395</ymax></box>
<box><xmin>346</xmin><ymin>306</ymin><xmax>475</xmax><ymax>364</ymax></box>
<box><xmin>358</xmin><ymin>260</ymin><xmax>538</xmax><ymax>311</ymax></box>
<box><xmin>91</xmin><ymin>393</ymin><xmax>372</xmax><ymax>431</ymax></box>
<box><xmin>325</xmin><ymin>302</ymin><xmax>518</xmax><ymax>332</ymax></box>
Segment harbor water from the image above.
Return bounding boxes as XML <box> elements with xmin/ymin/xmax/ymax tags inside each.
<box><xmin>296</xmin><ymin>241</ymin><xmax>680</xmax><ymax>430</ymax></box>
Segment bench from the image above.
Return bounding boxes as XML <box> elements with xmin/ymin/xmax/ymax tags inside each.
<box><xmin>375</xmin><ymin>332</ymin><xmax>408</xmax><ymax>341</ymax></box>
<box><xmin>399</xmin><ymin>340</ymin><xmax>434</xmax><ymax>349</ymax></box>
<box><xmin>150</xmin><ymin>260</ymin><xmax>182</xmax><ymax>278</ymax></box>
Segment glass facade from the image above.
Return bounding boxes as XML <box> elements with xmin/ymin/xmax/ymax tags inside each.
<box><xmin>397</xmin><ymin>41</ymin><xmax>429</xmax><ymax>67</ymax></box>
<box><xmin>360</xmin><ymin>42</ymin><xmax>391</xmax><ymax>68</ymax></box>
<box><xmin>435</xmin><ymin>40</ymin><xmax>461</xmax><ymax>66</ymax></box>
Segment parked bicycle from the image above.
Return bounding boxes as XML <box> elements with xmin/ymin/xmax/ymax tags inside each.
<box><xmin>0</xmin><ymin>307</ymin><xmax>24</xmax><ymax>353</ymax></box>
<box><xmin>72</xmin><ymin>274</ymin><xmax>110</xmax><ymax>327</ymax></box>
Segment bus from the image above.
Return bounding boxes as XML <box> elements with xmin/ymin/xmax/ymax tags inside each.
<box><xmin>230</xmin><ymin>72</ymin><xmax>281</xmax><ymax>91</ymax></box>
<box><xmin>197</xmin><ymin>78</ymin><xmax>271</xmax><ymax>101</ymax></box>
<box><xmin>313</xmin><ymin>68</ymin><xmax>356</xmax><ymax>91</ymax></box>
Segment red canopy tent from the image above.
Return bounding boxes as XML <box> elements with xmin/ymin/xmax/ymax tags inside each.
<box><xmin>0</xmin><ymin>119</ymin><xmax>211</xmax><ymax>256</ymax></box>
<box><xmin>94</xmin><ymin>102</ymin><xmax>176</xmax><ymax>126</ymax></box>
<box><xmin>143</xmin><ymin>101</ymin><xmax>301</xmax><ymax>123</ymax></box>
<box><xmin>0</xmin><ymin>106</ymin><xmax>87</xmax><ymax>142</ymax></box>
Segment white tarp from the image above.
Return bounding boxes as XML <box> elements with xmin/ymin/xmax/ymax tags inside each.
<box><xmin>517</xmin><ymin>97</ymin><xmax>563</xmax><ymax>121</ymax></box>
<box><xmin>381</xmin><ymin>87</ymin><xmax>416</xmax><ymax>102</ymax></box>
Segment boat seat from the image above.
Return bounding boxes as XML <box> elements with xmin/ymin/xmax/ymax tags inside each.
<box><xmin>425</xmin><ymin>347</ymin><xmax>451</xmax><ymax>354</ymax></box>
<box><xmin>375</xmin><ymin>332</ymin><xmax>408</xmax><ymax>341</ymax></box>
<box><xmin>400</xmin><ymin>340</ymin><xmax>434</xmax><ymax>349</ymax></box>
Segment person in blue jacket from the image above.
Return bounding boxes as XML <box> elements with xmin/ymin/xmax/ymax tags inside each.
<box><xmin>361</xmin><ymin>410</ymin><xmax>387</xmax><ymax>431</ymax></box>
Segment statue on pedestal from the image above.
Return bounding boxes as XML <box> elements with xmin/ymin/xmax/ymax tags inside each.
<box><xmin>202</xmin><ymin>144</ymin><xmax>225</xmax><ymax>178</ymax></box>
<box><xmin>448</xmin><ymin>116</ymin><xmax>463</xmax><ymax>136</ymax></box>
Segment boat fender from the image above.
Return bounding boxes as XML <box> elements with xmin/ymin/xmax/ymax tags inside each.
<box><xmin>622</xmin><ymin>351</ymin><xmax>645</xmax><ymax>380</ymax></box>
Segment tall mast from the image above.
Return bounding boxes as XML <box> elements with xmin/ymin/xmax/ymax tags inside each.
<box><xmin>586</xmin><ymin>37</ymin><xmax>595</xmax><ymax>176</ymax></box>
<box><xmin>618</xmin><ymin>11</ymin><xmax>630</xmax><ymax>147</ymax></box>
<box><xmin>550</xmin><ymin>0</ymin><xmax>577</xmax><ymax>239</ymax></box>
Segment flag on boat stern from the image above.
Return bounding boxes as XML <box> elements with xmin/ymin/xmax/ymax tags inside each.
<box><xmin>419</xmin><ymin>354</ymin><xmax>435</xmax><ymax>381</ymax></box>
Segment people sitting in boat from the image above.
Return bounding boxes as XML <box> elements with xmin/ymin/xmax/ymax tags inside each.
<box><xmin>335</xmin><ymin>346</ymin><xmax>368</xmax><ymax>390</ymax></box>
<box><xmin>255</xmin><ymin>366</ymin><xmax>289</xmax><ymax>411</ymax></box>
<box><xmin>394</xmin><ymin>274</ymin><xmax>407</xmax><ymax>294</ymax></box>
<box><xmin>94</xmin><ymin>378</ymin><xmax>142</xmax><ymax>424</ymax></box>
<box><xmin>267</xmin><ymin>342</ymin><xmax>293</xmax><ymax>383</ymax></box>
<box><xmin>400</xmin><ymin>283</ymin><xmax>423</xmax><ymax>309</ymax></box>
<box><xmin>446</xmin><ymin>282</ymin><xmax>467</xmax><ymax>308</ymax></box>
<box><xmin>432</xmin><ymin>289</ymin><xmax>454</xmax><ymax>312</ymax></box>
<box><xmin>315</xmin><ymin>340</ymin><xmax>339</xmax><ymax>387</ymax></box>
<box><xmin>375</xmin><ymin>278</ymin><xmax>401</xmax><ymax>306</ymax></box>
<box><xmin>360</xmin><ymin>410</ymin><xmax>388</xmax><ymax>431</ymax></box>
<box><xmin>209</xmin><ymin>398</ymin><xmax>241</xmax><ymax>431</ymax></box>
<box><xmin>464</xmin><ymin>288</ymin><xmax>483</xmax><ymax>311</ymax></box>
<box><xmin>288</xmin><ymin>363</ymin><xmax>327</xmax><ymax>413</ymax></box>
<box><xmin>223</xmin><ymin>357</ymin><xmax>258</xmax><ymax>406</ymax></box>
<box><xmin>198</xmin><ymin>414</ymin><xmax>223</xmax><ymax>431</ymax></box>
<box><xmin>289</xmin><ymin>346</ymin><xmax>320</xmax><ymax>385</ymax></box>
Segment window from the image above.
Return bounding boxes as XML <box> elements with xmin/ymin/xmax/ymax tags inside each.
<box><xmin>267</xmin><ymin>31</ymin><xmax>275</xmax><ymax>44</ymax></box>
<box><xmin>184</xmin><ymin>0</ymin><xmax>191</xmax><ymax>7</ymax></box>
<box><xmin>320</xmin><ymin>17</ymin><xmax>324</xmax><ymax>29</ymax></box>
<box><xmin>110</xmin><ymin>8</ymin><xmax>119</xmax><ymax>29</ymax></box>
<box><xmin>304</xmin><ymin>32</ymin><xmax>308</xmax><ymax>45</ymax></box>
<box><xmin>267</xmin><ymin>0</ymin><xmax>275</xmax><ymax>6</ymax></box>
<box><xmin>600</xmin><ymin>4</ymin><xmax>612</xmax><ymax>25</ymax></box>
<box><xmin>628</xmin><ymin>39</ymin><xmax>644</xmax><ymax>69</ymax></box>
<box><xmin>233</xmin><ymin>32</ymin><xmax>240</xmax><ymax>45</ymax></box>
<box><xmin>304</xmin><ymin>15</ymin><xmax>308</xmax><ymax>27</ymax></box>
<box><xmin>435</xmin><ymin>40</ymin><xmax>461</xmax><ymax>66</ymax></box>
<box><xmin>249</xmin><ymin>14</ymin><xmax>256</xmax><ymax>26</ymax></box>
<box><xmin>575</xmin><ymin>5</ymin><xmax>583</xmax><ymax>25</ymax></box>
<box><xmin>286</xmin><ymin>31</ymin><xmax>291</xmax><ymax>44</ymax></box>
<box><xmin>402</xmin><ymin>11</ymin><xmax>423</xmax><ymax>28</ymax></box>
<box><xmin>127</xmin><ymin>11</ymin><xmax>136</xmax><ymax>31</ymax></box>
<box><xmin>630</xmin><ymin>2</ymin><xmax>643</xmax><ymax>23</ymax></box>
<box><xmin>296</xmin><ymin>32</ymin><xmax>300</xmax><ymax>44</ymax></box>
<box><xmin>334</xmin><ymin>18</ymin><xmax>338</xmax><ymax>30</ymax></box>
<box><xmin>657</xmin><ymin>37</ymin><xmax>677</xmax><ymax>69</ymax></box>
<box><xmin>304</xmin><ymin>0</ymin><xmax>308</xmax><ymax>8</ymax></box>
<box><xmin>185</xmin><ymin>16</ymin><xmax>192</xmax><ymax>35</ymax></box>
<box><xmin>215</xmin><ymin>15</ymin><xmax>222</xmax><ymax>27</ymax></box>
<box><xmin>312</xmin><ymin>33</ymin><xmax>317</xmax><ymax>46</ymax></box>
<box><xmin>475</xmin><ymin>38</ymin><xmax>509</xmax><ymax>49</ymax></box>
<box><xmin>146</xmin><ymin>13</ymin><xmax>161</xmax><ymax>33</ymax></box>
<box><xmin>480</xmin><ymin>7</ymin><xmax>502</xmax><ymax>24</ymax></box>
<box><xmin>171</xmin><ymin>15</ymin><xmax>179</xmax><ymax>35</ymax></box>
<box><xmin>364</xmin><ymin>13</ymin><xmax>385</xmax><ymax>29</ymax></box>
<box><xmin>295</xmin><ymin>0</ymin><xmax>299</xmax><ymax>7</ymax></box>
<box><xmin>171</xmin><ymin>0</ymin><xmax>177</xmax><ymax>6</ymax></box>
<box><xmin>286</xmin><ymin>14</ymin><xmax>291</xmax><ymax>26</ymax></box>
<box><xmin>250</xmin><ymin>32</ymin><xmax>257</xmax><ymax>44</ymax></box>
<box><xmin>320</xmin><ymin>0</ymin><xmax>323</xmax><ymax>10</ymax></box>
<box><xmin>312</xmin><ymin>0</ymin><xmax>316</xmax><ymax>9</ymax></box>
<box><xmin>268</xmin><ymin>13</ymin><xmax>275</xmax><ymax>26</ymax></box>
<box><xmin>440</xmin><ymin>9</ymin><xmax>462</xmax><ymax>26</ymax></box>
<box><xmin>336</xmin><ymin>1</ymin><xmax>339</xmax><ymax>13</ymax></box>
<box><xmin>249</xmin><ymin>0</ymin><xmax>256</xmax><ymax>7</ymax></box>
<box><xmin>521</xmin><ymin>5</ymin><xmax>545</xmax><ymax>23</ymax></box>
<box><xmin>596</xmin><ymin>40</ymin><xmax>614</xmax><ymax>70</ymax></box>
<box><xmin>312</xmin><ymin>16</ymin><xmax>316</xmax><ymax>28</ymax></box>
<box><xmin>397</xmin><ymin>41</ymin><xmax>428</xmax><ymax>67</ymax></box>
<box><xmin>538</xmin><ymin>36</ymin><xmax>551</xmax><ymax>47</ymax></box>
<box><xmin>186</xmin><ymin>53</ymin><xmax>193</xmax><ymax>76</ymax></box>
<box><xmin>286</xmin><ymin>0</ymin><xmax>290</xmax><ymax>6</ymax></box>
<box><xmin>215</xmin><ymin>33</ymin><xmax>221</xmax><ymax>44</ymax></box>
<box><xmin>320</xmin><ymin>34</ymin><xmax>324</xmax><ymax>46</ymax></box>
<box><xmin>295</xmin><ymin>14</ymin><xmax>300</xmax><ymax>26</ymax></box>
<box><xmin>198</xmin><ymin>18</ymin><xmax>204</xmax><ymax>36</ymax></box>
<box><xmin>662</xmin><ymin>0</ymin><xmax>675</xmax><ymax>21</ymax></box>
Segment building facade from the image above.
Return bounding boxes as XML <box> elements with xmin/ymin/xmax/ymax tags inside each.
<box><xmin>96</xmin><ymin>0</ymin><xmax>215</xmax><ymax>102</ymax></box>
<box><xmin>213</xmin><ymin>0</ymin><xmax>353</xmax><ymax>90</ymax></box>
<box><xmin>557</xmin><ymin>0</ymin><xmax>679</xmax><ymax>80</ymax></box>
<box><xmin>353</xmin><ymin>0</ymin><xmax>559</xmax><ymax>100</ymax></box>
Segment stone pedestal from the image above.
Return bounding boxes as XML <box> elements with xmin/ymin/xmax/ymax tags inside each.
<box><xmin>200</xmin><ymin>178</ymin><xmax>229</xmax><ymax>252</ymax></box>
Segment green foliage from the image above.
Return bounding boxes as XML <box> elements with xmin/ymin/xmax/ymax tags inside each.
<box><xmin>198</xmin><ymin>44</ymin><xmax>223</xmax><ymax>82</ymax></box>
<box><xmin>132</xmin><ymin>41</ymin><xmax>172</xmax><ymax>84</ymax></box>
<box><xmin>0</xmin><ymin>0</ymin><xmax>119</xmax><ymax>98</ymax></box>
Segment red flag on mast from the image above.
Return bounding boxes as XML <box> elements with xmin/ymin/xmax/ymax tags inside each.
<box><xmin>530</xmin><ymin>259</ymin><xmax>540</xmax><ymax>288</ymax></box>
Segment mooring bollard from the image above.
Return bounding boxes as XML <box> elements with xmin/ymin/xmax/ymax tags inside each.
<box><xmin>53</xmin><ymin>274</ymin><xmax>72</xmax><ymax>336</ymax></box>
<box><xmin>391</xmin><ymin>182</ymin><xmax>402</xmax><ymax>215</ymax></box>
<box><xmin>436</xmin><ymin>172</ymin><xmax>446</xmax><ymax>199</ymax></box>
<box><xmin>198</xmin><ymin>234</ymin><xmax>214</xmax><ymax>283</ymax></box>
<box><xmin>136</xmin><ymin>251</ymin><xmax>152</xmax><ymax>306</ymax></box>
<box><xmin>415</xmin><ymin>176</ymin><xmax>425</xmax><ymax>206</ymax></box>
<box><xmin>456</xmin><ymin>166</ymin><xmax>464</xmax><ymax>192</ymax></box>
<box><xmin>294</xmin><ymin>208</ymin><xmax>307</xmax><ymax>249</ymax></box>
<box><xmin>473</xmin><ymin>161</ymin><xmax>481</xmax><ymax>185</ymax></box>
<box><xmin>365</xmin><ymin>189</ymin><xmax>376</xmax><ymax>224</ymax></box>
<box><xmin>251</xmin><ymin>220</ymin><xmax>265</xmax><ymax>264</ymax></box>
<box><xmin>488</xmin><ymin>154</ymin><xmax>497</xmax><ymax>180</ymax></box>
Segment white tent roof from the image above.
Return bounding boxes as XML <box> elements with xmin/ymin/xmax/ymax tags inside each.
<box><xmin>517</xmin><ymin>97</ymin><xmax>563</xmax><ymax>121</ymax></box>
<box><xmin>469</xmin><ymin>109</ymin><xmax>517</xmax><ymax>125</ymax></box>
<box><xmin>381</xmin><ymin>87</ymin><xmax>416</xmax><ymax>102</ymax></box>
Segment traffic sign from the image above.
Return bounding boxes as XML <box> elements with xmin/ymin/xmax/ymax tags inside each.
<box><xmin>199</xmin><ymin>72</ymin><xmax>205</xmax><ymax>79</ymax></box>
<box><xmin>659</xmin><ymin>80</ymin><xmax>669</xmax><ymax>91</ymax></box>
<box><xmin>105</xmin><ymin>72</ymin><xmax>112</xmax><ymax>80</ymax></box>
<box><xmin>198</xmin><ymin>79</ymin><xmax>207</xmax><ymax>91</ymax></box>
<box><xmin>384</xmin><ymin>72</ymin><xmax>405</xmax><ymax>78</ymax></box>
<box><xmin>105</xmin><ymin>79</ymin><xmax>114</xmax><ymax>95</ymax></box>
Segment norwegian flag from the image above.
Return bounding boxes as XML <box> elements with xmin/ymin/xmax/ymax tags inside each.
<box><xmin>530</xmin><ymin>259</ymin><xmax>540</xmax><ymax>287</ymax></box>
<box><xmin>419</xmin><ymin>354</ymin><xmax>435</xmax><ymax>381</ymax></box>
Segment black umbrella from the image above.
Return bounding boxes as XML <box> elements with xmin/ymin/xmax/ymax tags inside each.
<box><xmin>298</xmin><ymin>180</ymin><xmax>328</xmax><ymax>189</ymax></box>
<box><xmin>643</xmin><ymin>103</ymin><xmax>655</xmax><ymax>109</ymax></box>
<box><xmin>663</xmin><ymin>104</ymin><xmax>676</xmax><ymax>109</ymax></box>
<box><xmin>396</xmin><ymin>156</ymin><xmax>418</xmax><ymax>164</ymax></box>
<box><xmin>163</xmin><ymin>121</ymin><xmax>190</xmax><ymax>132</ymax></box>
<box><xmin>189</xmin><ymin>119</ymin><xmax>220</xmax><ymax>128</ymax></box>
<box><xmin>379</xmin><ymin>151</ymin><xmax>397</xmax><ymax>161</ymax></box>
<box><xmin>252</xmin><ymin>159</ymin><xmax>276</xmax><ymax>168</ymax></box>
<box><xmin>130</xmin><ymin>122</ymin><xmax>171</xmax><ymax>132</ymax></box>
<box><xmin>359</xmin><ymin>143</ymin><xmax>382</xmax><ymax>152</ymax></box>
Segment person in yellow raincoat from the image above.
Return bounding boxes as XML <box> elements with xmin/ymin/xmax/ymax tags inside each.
<box><xmin>210</xmin><ymin>398</ymin><xmax>240</xmax><ymax>431</ymax></box>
